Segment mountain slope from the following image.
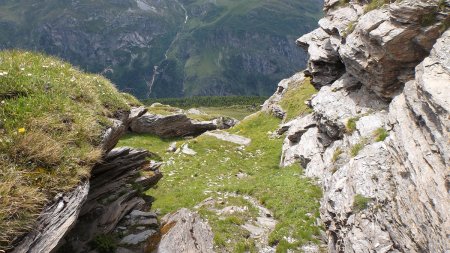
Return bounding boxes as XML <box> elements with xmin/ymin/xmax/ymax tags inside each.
<box><xmin>151</xmin><ymin>0</ymin><xmax>322</xmax><ymax>97</ymax></box>
<box><xmin>0</xmin><ymin>0</ymin><xmax>322</xmax><ymax>98</ymax></box>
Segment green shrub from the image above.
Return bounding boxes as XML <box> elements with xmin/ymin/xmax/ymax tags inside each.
<box><xmin>90</xmin><ymin>234</ymin><xmax>117</xmax><ymax>253</ymax></box>
<box><xmin>420</xmin><ymin>13</ymin><xmax>438</xmax><ymax>27</ymax></box>
<box><xmin>353</xmin><ymin>194</ymin><xmax>371</xmax><ymax>211</ymax></box>
<box><xmin>373</xmin><ymin>128</ymin><xmax>389</xmax><ymax>142</ymax></box>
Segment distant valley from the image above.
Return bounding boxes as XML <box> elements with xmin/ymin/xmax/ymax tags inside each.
<box><xmin>0</xmin><ymin>0</ymin><xmax>322</xmax><ymax>98</ymax></box>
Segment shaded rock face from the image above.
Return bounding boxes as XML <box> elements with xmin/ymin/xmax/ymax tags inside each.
<box><xmin>130</xmin><ymin>112</ymin><xmax>237</xmax><ymax>138</ymax></box>
<box><xmin>59</xmin><ymin>147</ymin><xmax>162</xmax><ymax>252</ymax></box>
<box><xmin>299</xmin><ymin>0</ymin><xmax>449</xmax><ymax>98</ymax></box>
<box><xmin>273</xmin><ymin>1</ymin><xmax>449</xmax><ymax>252</ymax></box>
<box><xmin>157</xmin><ymin>208</ymin><xmax>214</xmax><ymax>253</ymax></box>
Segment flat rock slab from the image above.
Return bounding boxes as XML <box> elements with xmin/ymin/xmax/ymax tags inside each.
<box><xmin>204</xmin><ymin>130</ymin><xmax>251</xmax><ymax>146</ymax></box>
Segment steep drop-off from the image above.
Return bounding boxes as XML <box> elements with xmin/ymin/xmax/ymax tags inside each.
<box><xmin>0</xmin><ymin>0</ymin><xmax>323</xmax><ymax>98</ymax></box>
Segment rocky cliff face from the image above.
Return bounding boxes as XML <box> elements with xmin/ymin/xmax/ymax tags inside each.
<box><xmin>268</xmin><ymin>0</ymin><xmax>449</xmax><ymax>252</ymax></box>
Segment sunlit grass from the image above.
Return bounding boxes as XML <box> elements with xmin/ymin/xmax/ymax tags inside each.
<box><xmin>120</xmin><ymin>112</ymin><xmax>323</xmax><ymax>252</ymax></box>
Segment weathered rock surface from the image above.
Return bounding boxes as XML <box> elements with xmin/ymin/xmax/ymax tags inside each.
<box><xmin>299</xmin><ymin>0</ymin><xmax>449</xmax><ymax>98</ymax></box>
<box><xmin>130</xmin><ymin>111</ymin><xmax>238</xmax><ymax>138</ymax></box>
<box><xmin>10</xmin><ymin>183</ymin><xmax>89</xmax><ymax>253</ymax></box>
<box><xmin>102</xmin><ymin>106</ymin><xmax>148</xmax><ymax>153</ymax></box>
<box><xmin>59</xmin><ymin>147</ymin><xmax>162</xmax><ymax>252</ymax></box>
<box><xmin>157</xmin><ymin>208</ymin><xmax>214</xmax><ymax>253</ymax></box>
<box><xmin>275</xmin><ymin>1</ymin><xmax>449</xmax><ymax>252</ymax></box>
<box><xmin>204</xmin><ymin>130</ymin><xmax>252</xmax><ymax>146</ymax></box>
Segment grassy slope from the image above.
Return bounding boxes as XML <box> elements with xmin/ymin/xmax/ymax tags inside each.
<box><xmin>119</xmin><ymin>98</ymin><xmax>322</xmax><ymax>251</ymax></box>
<box><xmin>279</xmin><ymin>77</ymin><xmax>316</xmax><ymax>122</ymax></box>
<box><xmin>0</xmin><ymin>50</ymin><xmax>133</xmax><ymax>249</ymax></box>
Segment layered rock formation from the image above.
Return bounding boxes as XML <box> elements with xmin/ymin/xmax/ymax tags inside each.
<box><xmin>271</xmin><ymin>0</ymin><xmax>449</xmax><ymax>252</ymax></box>
<box><xmin>59</xmin><ymin>147</ymin><xmax>162</xmax><ymax>252</ymax></box>
<box><xmin>130</xmin><ymin>106</ymin><xmax>238</xmax><ymax>138</ymax></box>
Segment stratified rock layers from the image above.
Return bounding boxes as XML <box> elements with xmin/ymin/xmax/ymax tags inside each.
<box><xmin>274</xmin><ymin>0</ymin><xmax>449</xmax><ymax>252</ymax></box>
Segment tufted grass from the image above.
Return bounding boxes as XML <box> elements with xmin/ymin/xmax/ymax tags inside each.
<box><xmin>364</xmin><ymin>0</ymin><xmax>390</xmax><ymax>13</ymax></box>
<box><xmin>0</xmin><ymin>50</ymin><xmax>133</xmax><ymax>250</ymax></box>
<box><xmin>353</xmin><ymin>194</ymin><xmax>371</xmax><ymax>212</ymax></box>
<box><xmin>373</xmin><ymin>128</ymin><xmax>389</xmax><ymax>142</ymax></box>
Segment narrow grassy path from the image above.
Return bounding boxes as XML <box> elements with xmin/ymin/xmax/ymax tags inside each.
<box><xmin>118</xmin><ymin>111</ymin><xmax>323</xmax><ymax>252</ymax></box>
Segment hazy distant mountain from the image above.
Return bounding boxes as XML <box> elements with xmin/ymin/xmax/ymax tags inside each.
<box><xmin>0</xmin><ymin>0</ymin><xmax>322</xmax><ymax>98</ymax></box>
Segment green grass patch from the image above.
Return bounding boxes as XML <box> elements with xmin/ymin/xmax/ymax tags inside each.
<box><xmin>90</xmin><ymin>234</ymin><xmax>118</xmax><ymax>253</ymax></box>
<box><xmin>0</xmin><ymin>50</ymin><xmax>133</xmax><ymax>249</ymax></box>
<box><xmin>342</xmin><ymin>21</ymin><xmax>356</xmax><ymax>38</ymax></box>
<box><xmin>420</xmin><ymin>13</ymin><xmax>438</xmax><ymax>27</ymax></box>
<box><xmin>279</xmin><ymin>77</ymin><xmax>316</xmax><ymax>121</ymax></box>
<box><xmin>198</xmin><ymin>106</ymin><xmax>258</xmax><ymax>121</ymax></box>
<box><xmin>146</xmin><ymin>103</ymin><xmax>182</xmax><ymax>116</ymax></box>
<box><xmin>120</xmin><ymin>112</ymin><xmax>322</xmax><ymax>251</ymax></box>
<box><xmin>353</xmin><ymin>194</ymin><xmax>371</xmax><ymax>212</ymax></box>
<box><xmin>332</xmin><ymin>148</ymin><xmax>343</xmax><ymax>163</ymax></box>
<box><xmin>346</xmin><ymin>117</ymin><xmax>359</xmax><ymax>134</ymax></box>
<box><xmin>350</xmin><ymin>139</ymin><xmax>366</xmax><ymax>157</ymax></box>
<box><xmin>373</xmin><ymin>128</ymin><xmax>389</xmax><ymax>142</ymax></box>
<box><xmin>364</xmin><ymin>0</ymin><xmax>390</xmax><ymax>13</ymax></box>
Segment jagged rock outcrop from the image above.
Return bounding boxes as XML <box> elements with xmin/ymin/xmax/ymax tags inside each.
<box><xmin>274</xmin><ymin>0</ymin><xmax>449</xmax><ymax>252</ymax></box>
<box><xmin>130</xmin><ymin>112</ymin><xmax>238</xmax><ymax>138</ymax></box>
<box><xmin>102</xmin><ymin>106</ymin><xmax>148</xmax><ymax>152</ymax></box>
<box><xmin>157</xmin><ymin>208</ymin><xmax>214</xmax><ymax>253</ymax></box>
<box><xmin>299</xmin><ymin>0</ymin><xmax>449</xmax><ymax>98</ymax></box>
<box><xmin>10</xmin><ymin>183</ymin><xmax>89</xmax><ymax>253</ymax></box>
<box><xmin>58</xmin><ymin>147</ymin><xmax>162</xmax><ymax>252</ymax></box>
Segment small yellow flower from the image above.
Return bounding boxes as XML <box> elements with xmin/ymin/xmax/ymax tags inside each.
<box><xmin>18</xmin><ymin>128</ymin><xmax>26</xmax><ymax>134</ymax></box>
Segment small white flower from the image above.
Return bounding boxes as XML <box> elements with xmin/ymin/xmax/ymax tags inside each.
<box><xmin>27</xmin><ymin>73</ymin><xmax>32</xmax><ymax>76</ymax></box>
<box><xmin>1</xmin><ymin>100</ymin><xmax>5</xmax><ymax>104</ymax></box>
<box><xmin>42</xmin><ymin>65</ymin><xmax>49</xmax><ymax>68</ymax></box>
<box><xmin>70</xmin><ymin>77</ymin><xmax>76</xmax><ymax>82</ymax></box>
<box><xmin>20</xmin><ymin>67</ymin><xmax>25</xmax><ymax>71</ymax></box>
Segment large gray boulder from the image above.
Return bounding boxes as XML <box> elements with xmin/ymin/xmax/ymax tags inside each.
<box><xmin>157</xmin><ymin>208</ymin><xmax>214</xmax><ymax>253</ymax></box>
<box><xmin>130</xmin><ymin>112</ymin><xmax>238</xmax><ymax>138</ymax></box>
